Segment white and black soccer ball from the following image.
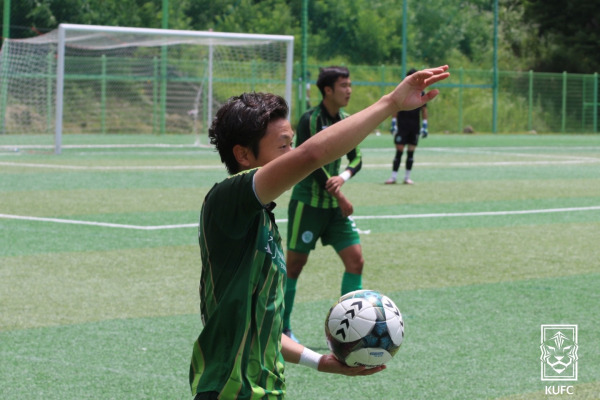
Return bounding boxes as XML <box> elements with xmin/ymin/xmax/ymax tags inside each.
<box><xmin>325</xmin><ymin>290</ymin><xmax>404</xmax><ymax>368</ymax></box>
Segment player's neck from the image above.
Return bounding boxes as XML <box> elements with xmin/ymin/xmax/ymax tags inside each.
<box><xmin>322</xmin><ymin>98</ymin><xmax>340</xmax><ymax>117</ymax></box>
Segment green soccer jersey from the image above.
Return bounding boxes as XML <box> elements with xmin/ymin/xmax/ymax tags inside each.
<box><xmin>290</xmin><ymin>102</ymin><xmax>362</xmax><ymax>208</ymax></box>
<box><xmin>190</xmin><ymin>168</ymin><xmax>287</xmax><ymax>399</ymax></box>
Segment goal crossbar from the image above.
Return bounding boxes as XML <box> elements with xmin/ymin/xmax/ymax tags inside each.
<box><xmin>57</xmin><ymin>24</ymin><xmax>296</xmax><ymax>49</ymax></box>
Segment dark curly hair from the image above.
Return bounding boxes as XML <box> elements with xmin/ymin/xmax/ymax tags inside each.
<box><xmin>209</xmin><ymin>92</ymin><xmax>289</xmax><ymax>175</ymax></box>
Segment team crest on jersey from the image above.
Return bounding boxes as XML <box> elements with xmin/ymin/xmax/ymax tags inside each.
<box><xmin>301</xmin><ymin>230</ymin><xmax>314</xmax><ymax>244</ymax></box>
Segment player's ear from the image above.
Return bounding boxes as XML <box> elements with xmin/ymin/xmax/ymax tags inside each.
<box><xmin>233</xmin><ymin>144</ymin><xmax>252</xmax><ymax>169</ymax></box>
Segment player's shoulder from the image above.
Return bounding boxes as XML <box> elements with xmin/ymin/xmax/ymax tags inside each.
<box><xmin>297</xmin><ymin>106</ymin><xmax>321</xmax><ymax>129</ymax></box>
<box><xmin>210</xmin><ymin>169</ymin><xmax>256</xmax><ymax>198</ymax></box>
<box><xmin>302</xmin><ymin>105</ymin><xmax>322</xmax><ymax>118</ymax></box>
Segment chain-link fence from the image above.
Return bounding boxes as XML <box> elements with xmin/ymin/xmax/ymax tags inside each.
<box><xmin>297</xmin><ymin>64</ymin><xmax>599</xmax><ymax>134</ymax></box>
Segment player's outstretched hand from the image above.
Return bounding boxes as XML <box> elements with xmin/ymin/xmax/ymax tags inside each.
<box><xmin>318</xmin><ymin>354</ymin><xmax>387</xmax><ymax>376</ymax></box>
<box><xmin>390</xmin><ymin>65</ymin><xmax>449</xmax><ymax>112</ymax></box>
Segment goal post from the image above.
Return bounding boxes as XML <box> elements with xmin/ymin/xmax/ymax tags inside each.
<box><xmin>0</xmin><ymin>24</ymin><xmax>294</xmax><ymax>154</ymax></box>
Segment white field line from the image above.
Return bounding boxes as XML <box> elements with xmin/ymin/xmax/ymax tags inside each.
<box><xmin>0</xmin><ymin>161</ymin><xmax>222</xmax><ymax>170</ymax></box>
<box><xmin>423</xmin><ymin>147</ymin><xmax>600</xmax><ymax>162</ymax></box>
<box><xmin>0</xmin><ymin>214</ymin><xmax>198</xmax><ymax>230</ymax></box>
<box><xmin>2</xmin><ymin>205</ymin><xmax>599</xmax><ymax>231</ymax></box>
<box><xmin>3</xmin><ymin>145</ymin><xmax>600</xmax><ymax>170</ymax></box>
<box><xmin>4</xmin><ymin>144</ymin><xmax>600</xmax><ymax>151</ymax></box>
<box><xmin>3</xmin><ymin>158</ymin><xmax>600</xmax><ymax>171</ymax></box>
<box><xmin>369</xmin><ymin>146</ymin><xmax>600</xmax><ymax>166</ymax></box>
<box><xmin>0</xmin><ymin>143</ymin><xmax>211</xmax><ymax>149</ymax></box>
<box><xmin>350</xmin><ymin>205</ymin><xmax>600</xmax><ymax>220</ymax></box>
<box><xmin>364</xmin><ymin>159</ymin><xmax>600</xmax><ymax>168</ymax></box>
<box><xmin>366</xmin><ymin>146</ymin><xmax>600</xmax><ymax>152</ymax></box>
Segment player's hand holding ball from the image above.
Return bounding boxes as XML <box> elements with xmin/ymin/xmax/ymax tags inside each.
<box><xmin>317</xmin><ymin>354</ymin><xmax>386</xmax><ymax>375</ymax></box>
<box><xmin>325</xmin><ymin>290</ymin><xmax>404</xmax><ymax>369</ymax></box>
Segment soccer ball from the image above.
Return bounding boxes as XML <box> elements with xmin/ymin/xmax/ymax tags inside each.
<box><xmin>325</xmin><ymin>290</ymin><xmax>404</xmax><ymax>368</ymax></box>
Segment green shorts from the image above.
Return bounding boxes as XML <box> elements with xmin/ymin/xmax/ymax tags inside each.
<box><xmin>286</xmin><ymin>199</ymin><xmax>360</xmax><ymax>254</ymax></box>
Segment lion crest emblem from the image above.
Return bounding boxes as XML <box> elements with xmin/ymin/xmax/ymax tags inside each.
<box><xmin>540</xmin><ymin>330</ymin><xmax>578</xmax><ymax>378</ymax></box>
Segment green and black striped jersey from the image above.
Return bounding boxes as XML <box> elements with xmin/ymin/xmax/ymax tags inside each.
<box><xmin>290</xmin><ymin>102</ymin><xmax>362</xmax><ymax>208</ymax></box>
<box><xmin>190</xmin><ymin>168</ymin><xmax>287</xmax><ymax>399</ymax></box>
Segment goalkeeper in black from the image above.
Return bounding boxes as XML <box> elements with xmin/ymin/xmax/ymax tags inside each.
<box><xmin>385</xmin><ymin>68</ymin><xmax>429</xmax><ymax>185</ymax></box>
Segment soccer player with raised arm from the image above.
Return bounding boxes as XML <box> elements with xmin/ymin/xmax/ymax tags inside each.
<box><xmin>189</xmin><ymin>65</ymin><xmax>449</xmax><ymax>399</ymax></box>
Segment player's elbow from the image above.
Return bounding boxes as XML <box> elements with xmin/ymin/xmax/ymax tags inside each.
<box><xmin>295</xmin><ymin>142</ymin><xmax>329</xmax><ymax>171</ymax></box>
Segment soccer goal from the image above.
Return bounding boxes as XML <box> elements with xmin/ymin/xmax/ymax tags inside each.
<box><xmin>0</xmin><ymin>24</ymin><xmax>294</xmax><ymax>154</ymax></box>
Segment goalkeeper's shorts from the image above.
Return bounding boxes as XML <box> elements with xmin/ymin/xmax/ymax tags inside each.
<box><xmin>394</xmin><ymin>129</ymin><xmax>419</xmax><ymax>146</ymax></box>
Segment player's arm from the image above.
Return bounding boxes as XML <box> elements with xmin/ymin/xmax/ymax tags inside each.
<box><xmin>254</xmin><ymin>65</ymin><xmax>449</xmax><ymax>205</ymax></box>
<box><xmin>296</xmin><ymin>111</ymin><xmax>361</xmax><ymax>192</ymax></box>
<box><xmin>333</xmin><ymin>190</ymin><xmax>353</xmax><ymax>217</ymax></box>
<box><xmin>325</xmin><ymin>147</ymin><xmax>362</xmax><ymax>195</ymax></box>
<box><xmin>296</xmin><ymin>110</ymin><xmax>332</xmax><ymax>188</ymax></box>
<box><xmin>280</xmin><ymin>333</ymin><xmax>385</xmax><ymax>376</ymax></box>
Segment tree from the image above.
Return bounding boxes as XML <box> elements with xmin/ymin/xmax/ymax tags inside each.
<box><xmin>186</xmin><ymin>0</ymin><xmax>298</xmax><ymax>36</ymax></box>
<box><xmin>522</xmin><ymin>0</ymin><xmax>600</xmax><ymax>73</ymax></box>
<box><xmin>1</xmin><ymin>0</ymin><xmax>180</xmax><ymax>39</ymax></box>
<box><xmin>2</xmin><ymin>0</ymin><xmax>596</xmax><ymax>73</ymax></box>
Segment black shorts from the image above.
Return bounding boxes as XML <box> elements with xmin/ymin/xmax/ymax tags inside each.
<box><xmin>394</xmin><ymin>129</ymin><xmax>419</xmax><ymax>146</ymax></box>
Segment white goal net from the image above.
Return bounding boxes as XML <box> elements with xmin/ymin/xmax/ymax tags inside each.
<box><xmin>0</xmin><ymin>24</ymin><xmax>294</xmax><ymax>153</ymax></box>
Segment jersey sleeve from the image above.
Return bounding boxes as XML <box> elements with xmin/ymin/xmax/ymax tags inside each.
<box><xmin>203</xmin><ymin>169</ymin><xmax>263</xmax><ymax>239</ymax></box>
<box><xmin>345</xmin><ymin>146</ymin><xmax>362</xmax><ymax>176</ymax></box>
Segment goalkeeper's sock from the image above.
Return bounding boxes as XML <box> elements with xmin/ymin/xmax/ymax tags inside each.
<box><xmin>406</xmin><ymin>151</ymin><xmax>414</xmax><ymax>171</ymax></box>
<box><xmin>341</xmin><ymin>272</ymin><xmax>362</xmax><ymax>295</ymax></box>
<box><xmin>283</xmin><ymin>277</ymin><xmax>298</xmax><ymax>329</ymax></box>
<box><xmin>393</xmin><ymin>150</ymin><xmax>403</xmax><ymax>171</ymax></box>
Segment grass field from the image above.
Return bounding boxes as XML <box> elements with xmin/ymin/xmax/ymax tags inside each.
<box><xmin>1</xmin><ymin>132</ymin><xmax>599</xmax><ymax>399</ymax></box>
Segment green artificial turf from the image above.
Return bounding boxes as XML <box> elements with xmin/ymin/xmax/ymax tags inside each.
<box><xmin>1</xmin><ymin>133</ymin><xmax>599</xmax><ymax>399</ymax></box>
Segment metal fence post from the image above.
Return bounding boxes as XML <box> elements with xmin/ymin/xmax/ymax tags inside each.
<box><xmin>528</xmin><ymin>70</ymin><xmax>533</xmax><ymax>131</ymax></box>
<box><xmin>562</xmin><ymin>71</ymin><xmax>567</xmax><ymax>133</ymax></box>
<box><xmin>458</xmin><ymin>67</ymin><xmax>463</xmax><ymax>133</ymax></box>
<box><xmin>101</xmin><ymin>54</ymin><xmax>107</xmax><ymax>134</ymax></box>
<box><xmin>47</xmin><ymin>53</ymin><xmax>54</xmax><ymax>133</ymax></box>
<box><xmin>594</xmin><ymin>72</ymin><xmax>598</xmax><ymax>133</ymax></box>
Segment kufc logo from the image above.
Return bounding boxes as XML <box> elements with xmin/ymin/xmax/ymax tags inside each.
<box><xmin>540</xmin><ymin>324</ymin><xmax>578</xmax><ymax>382</ymax></box>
